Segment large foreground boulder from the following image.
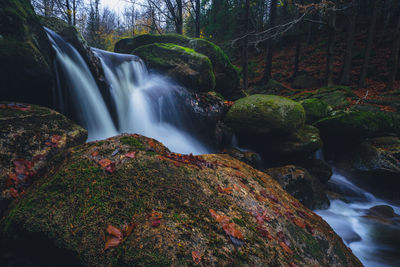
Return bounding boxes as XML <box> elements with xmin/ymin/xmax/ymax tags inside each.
<box><xmin>225</xmin><ymin>94</ymin><xmax>305</xmax><ymax>136</ymax></box>
<box><xmin>0</xmin><ymin>103</ymin><xmax>87</xmax><ymax>217</ymax></box>
<box><xmin>1</xmin><ymin>134</ymin><xmax>361</xmax><ymax>266</ymax></box>
<box><xmin>134</xmin><ymin>43</ymin><xmax>215</xmax><ymax>92</ymax></box>
<box><xmin>0</xmin><ymin>0</ymin><xmax>54</xmax><ymax>107</ymax></box>
<box><xmin>115</xmin><ymin>34</ymin><xmax>240</xmax><ymax>99</ymax></box>
<box><xmin>265</xmin><ymin>165</ymin><xmax>330</xmax><ymax>210</ymax></box>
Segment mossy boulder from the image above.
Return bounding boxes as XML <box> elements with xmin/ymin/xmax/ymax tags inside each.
<box><xmin>314</xmin><ymin>111</ymin><xmax>400</xmax><ymax>143</ymax></box>
<box><xmin>115</xmin><ymin>34</ymin><xmax>240</xmax><ymax>99</ymax></box>
<box><xmin>1</xmin><ymin>134</ymin><xmax>361</xmax><ymax>266</ymax></box>
<box><xmin>134</xmin><ymin>43</ymin><xmax>215</xmax><ymax>92</ymax></box>
<box><xmin>225</xmin><ymin>95</ymin><xmax>306</xmax><ymax>136</ymax></box>
<box><xmin>114</xmin><ymin>34</ymin><xmax>190</xmax><ymax>54</ymax></box>
<box><xmin>0</xmin><ymin>0</ymin><xmax>54</xmax><ymax>107</ymax></box>
<box><xmin>0</xmin><ymin>103</ymin><xmax>87</xmax><ymax>217</ymax></box>
<box><xmin>268</xmin><ymin>125</ymin><xmax>323</xmax><ymax>161</ymax></box>
<box><xmin>188</xmin><ymin>38</ymin><xmax>240</xmax><ymax>98</ymax></box>
<box><xmin>265</xmin><ymin>165</ymin><xmax>330</xmax><ymax>209</ymax></box>
<box><xmin>39</xmin><ymin>16</ymin><xmax>69</xmax><ymax>32</ymax></box>
<box><xmin>301</xmin><ymin>98</ymin><xmax>330</xmax><ymax>123</ymax></box>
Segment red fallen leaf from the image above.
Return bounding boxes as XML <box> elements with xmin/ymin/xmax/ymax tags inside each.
<box><xmin>192</xmin><ymin>251</ymin><xmax>201</xmax><ymax>265</ymax></box>
<box><xmin>256</xmin><ymin>226</ymin><xmax>272</xmax><ymax>239</ymax></box>
<box><xmin>91</xmin><ymin>151</ymin><xmax>99</xmax><ymax>157</ymax></box>
<box><xmin>104</xmin><ymin>235</ymin><xmax>121</xmax><ymax>250</ymax></box>
<box><xmin>152</xmin><ymin>219</ymin><xmax>161</xmax><ymax>227</ymax></box>
<box><xmin>125</xmin><ymin>152</ymin><xmax>136</xmax><ymax>158</ymax></box>
<box><xmin>293</xmin><ymin>218</ymin><xmax>306</xmax><ymax>229</ymax></box>
<box><xmin>149</xmin><ymin>211</ymin><xmax>162</xmax><ymax>227</ymax></box>
<box><xmin>106</xmin><ymin>225</ymin><xmax>123</xmax><ymax>239</ymax></box>
<box><xmin>7</xmin><ymin>173</ymin><xmax>19</xmax><ymax>183</ymax></box>
<box><xmin>9</xmin><ymin>188</ymin><xmax>19</xmax><ymax>198</ymax></box>
<box><xmin>289</xmin><ymin>262</ymin><xmax>298</xmax><ymax>267</ymax></box>
<box><xmin>280</xmin><ymin>241</ymin><xmax>293</xmax><ymax>255</ymax></box>
<box><xmin>105</xmin><ymin>163</ymin><xmax>116</xmax><ymax>174</ymax></box>
<box><xmin>255</xmin><ymin>193</ymin><xmax>266</xmax><ymax>202</ymax></box>
<box><xmin>51</xmin><ymin>135</ymin><xmax>61</xmax><ymax>144</ymax></box>
<box><xmin>233</xmin><ymin>184</ymin><xmax>241</xmax><ymax>192</ymax></box>
<box><xmin>222</xmin><ymin>222</ymin><xmax>244</xmax><ymax>240</ymax></box>
<box><xmin>98</xmin><ymin>158</ymin><xmax>112</xmax><ymax>168</ymax></box>
<box><xmin>209</xmin><ymin>209</ymin><xmax>230</xmax><ymax>224</ymax></box>
<box><xmin>13</xmin><ymin>159</ymin><xmax>31</xmax><ymax>174</ymax></box>
<box><xmin>217</xmin><ymin>185</ymin><xmax>232</xmax><ymax>194</ymax></box>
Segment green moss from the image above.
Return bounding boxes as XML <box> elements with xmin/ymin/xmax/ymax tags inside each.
<box><xmin>225</xmin><ymin>94</ymin><xmax>305</xmax><ymax>136</ymax></box>
<box><xmin>120</xmin><ymin>136</ymin><xmax>145</xmax><ymax>149</ymax></box>
<box><xmin>301</xmin><ymin>98</ymin><xmax>329</xmax><ymax>123</ymax></box>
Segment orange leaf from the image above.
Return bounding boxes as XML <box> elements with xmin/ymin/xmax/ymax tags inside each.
<box><xmin>91</xmin><ymin>151</ymin><xmax>99</xmax><ymax>157</ymax></box>
<box><xmin>98</xmin><ymin>158</ymin><xmax>112</xmax><ymax>168</ymax></box>
<box><xmin>222</xmin><ymin>222</ymin><xmax>244</xmax><ymax>240</ymax></box>
<box><xmin>106</xmin><ymin>225</ymin><xmax>123</xmax><ymax>239</ymax></box>
<box><xmin>280</xmin><ymin>241</ymin><xmax>293</xmax><ymax>255</ymax></box>
<box><xmin>125</xmin><ymin>152</ymin><xmax>137</xmax><ymax>159</ymax></box>
<box><xmin>104</xmin><ymin>235</ymin><xmax>121</xmax><ymax>250</ymax></box>
<box><xmin>192</xmin><ymin>251</ymin><xmax>201</xmax><ymax>265</ymax></box>
<box><xmin>9</xmin><ymin>188</ymin><xmax>19</xmax><ymax>198</ymax></box>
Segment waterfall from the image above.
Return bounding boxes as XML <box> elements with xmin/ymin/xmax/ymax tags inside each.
<box><xmin>46</xmin><ymin>29</ymin><xmax>208</xmax><ymax>154</ymax></box>
<box><xmin>46</xmin><ymin>28</ymin><xmax>117</xmax><ymax>141</ymax></box>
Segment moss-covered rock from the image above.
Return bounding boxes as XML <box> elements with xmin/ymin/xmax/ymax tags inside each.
<box><xmin>314</xmin><ymin>111</ymin><xmax>400</xmax><ymax>143</ymax></box>
<box><xmin>0</xmin><ymin>0</ymin><xmax>54</xmax><ymax>107</ymax></box>
<box><xmin>134</xmin><ymin>43</ymin><xmax>215</xmax><ymax>92</ymax></box>
<box><xmin>115</xmin><ymin>34</ymin><xmax>240</xmax><ymax>99</ymax></box>
<box><xmin>1</xmin><ymin>134</ymin><xmax>361</xmax><ymax>266</ymax></box>
<box><xmin>114</xmin><ymin>34</ymin><xmax>190</xmax><ymax>54</ymax></box>
<box><xmin>39</xmin><ymin>16</ymin><xmax>69</xmax><ymax>32</ymax></box>
<box><xmin>0</xmin><ymin>102</ymin><xmax>87</xmax><ymax>217</ymax></box>
<box><xmin>265</xmin><ymin>165</ymin><xmax>329</xmax><ymax>209</ymax></box>
<box><xmin>188</xmin><ymin>38</ymin><xmax>240</xmax><ymax>98</ymax></box>
<box><xmin>301</xmin><ymin>98</ymin><xmax>330</xmax><ymax>123</ymax></box>
<box><xmin>225</xmin><ymin>94</ymin><xmax>305</xmax><ymax>136</ymax></box>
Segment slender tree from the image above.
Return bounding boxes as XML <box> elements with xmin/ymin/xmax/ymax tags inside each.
<box><xmin>359</xmin><ymin>0</ymin><xmax>379</xmax><ymax>88</ymax></box>
<box><xmin>263</xmin><ymin>0</ymin><xmax>278</xmax><ymax>82</ymax></box>
<box><xmin>340</xmin><ymin>1</ymin><xmax>357</xmax><ymax>85</ymax></box>
<box><xmin>242</xmin><ymin>0</ymin><xmax>250</xmax><ymax>91</ymax></box>
<box><xmin>386</xmin><ymin>6</ymin><xmax>400</xmax><ymax>91</ymax></box>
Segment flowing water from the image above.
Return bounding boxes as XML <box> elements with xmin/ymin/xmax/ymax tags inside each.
<box><xmin>46</xmin><ymin>29</ymin><xmax>208</xmax><ymax>154</ymax></box>
<box><xmin>46</xmin><ymin>28</ymin><xmax>400</xmax><ymax>266</ymax></box>
<box><xmin>316</xmin><ymin>168</ymin><xmax>400</xmax><ymax>267</ymax></box>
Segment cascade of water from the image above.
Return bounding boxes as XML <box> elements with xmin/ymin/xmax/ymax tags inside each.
<box><xmin>45</xmin><ymin>28</ymin><xmax>117</xmax><ymax>141</ymax></box>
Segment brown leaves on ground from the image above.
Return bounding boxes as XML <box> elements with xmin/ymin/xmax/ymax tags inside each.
<box><xmin>149</xmin><ymin>211</ymin><xmax>163</xmax><ymax>227</ymax></box>
<box><xmin>0</xmin><ymin>103</ymin><xmax>31</xmax><ymax>111</ymax></box>
<box><xmin>125</xmin><ymin>151</ymin><xmax>137</xmax><ymax>158</ymax></box>
<box><xmin>209</xmin><ymin>209</ymin><xmax>244</xmax><ymax>241</ymax></box>
<box><xmin>192</xmin><ymin>251</ymin><xmax>201</xmax><ymax>265</ymax></box>
<box><xmin>45</xmin><ymin>135</ymin><xmax>62</xmax><ymax>148</ymax></box>
<box><xmin>104</xmin><ymin>222</ymin><xmax>137</xmax><ymax>251</ymax></box>
<box><xmin>98</xmin><ymin>158</ymin><xmax>116</xmax><ymax>174</ymax></box>
<box><xmin>5</xmin><ymin>158</ymin><xmax>37</xmax><ymax>198</ymax></box>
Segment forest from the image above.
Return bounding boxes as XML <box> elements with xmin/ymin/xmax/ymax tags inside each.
<box><xmin>0</xmin><ymin>0</ymin><xmax>400</xmax><ymax>266</ymax></box>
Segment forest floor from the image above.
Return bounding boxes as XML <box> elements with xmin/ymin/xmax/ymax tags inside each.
<box><xmin>240</xmin><ymin>26</ymin><xmax>400</xmax><ymax>113</ymax></box>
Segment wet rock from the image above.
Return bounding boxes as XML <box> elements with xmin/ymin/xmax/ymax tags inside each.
<box><xmin>0</xmin><ymin>0</ymin><xmax>54</xmax><ymax>107</ymax></box>
<box><xmin>265</xmin><ymin>165</ymin><xmax>330</xmax><ymax>209</ymax></box>
<box><xmin>134</xmin><ymin>43</ymin><xmax>215</xmax><ymax>92</ymax></box>
<box><xmin>1</xmin><ymin>134</ymin><xmax>360</xmax><ymax>266</ymax></box>
<box><xmin>298</xmin><ymin>158</ymin><xmax>333</xmax><ymax>184</ymax></box>
<box><xmin>300</xmin><ymin>98</ymin><xmax>330</xmax><ymax>123</ymax></box>
<box><xmin>225</xmin><ymin>94</ymin><xmax>305</xmax><ymax>137</ymax></box>
<box><xmin>224</xmin><ymin>148</ymin><xmax>262</xmax><ymax>169</ymax></box>
<box><xmin>368</xmin><ymin>205</ymin><xmax>397</xmax><ymax>219</ymax></box>
<box><xmin>0</xmin><ymin>103</ymin><xmax>87</xmax><ymax>217</ymax></box>
<box><xmin>115</xmin><ymin>34</ymin><xmax>240</xmax><ymax>99</ymax></box>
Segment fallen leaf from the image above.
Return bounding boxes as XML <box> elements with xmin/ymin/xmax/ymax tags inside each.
<box><xmin>280</xmin><ymin>241</ymin><xmax>293</xmax><ymax>255</ymax></box>
<box><xmin>222</xmin><ymin>222</ymin><xmax>244</xmax><ymax>240</ymax></box>
<box><xmin>106</xmin><ymin>225</ymin><xmax>123</xmax><ymax>239</ymax></box>
<box><xmin>91</xmin><ymin>151</ymin><xmax>99</xmax><ymax>157</ymax></box>
<box><xmin>192</xmin><ymin>251</ymin><xmax>201</xmax><ymax>265</ymax></box>
<box><xmin>98</xmin><ymin>158</ymin><xmax>112</xmax><ymax>168</ymax></box>
<box><xmin>9</xmin><ymin>188</ymin><xmax>19</xmax><ymax>198</ymax></box>
<box><xmin>125</xmin><ymin>152</ymin><xmax>137</xmax><ymax>159</ymax></box>
<box><xmin>104</xmin><ymin>235</ymin><xmax>121</xmax><ymax>250</ymax></box>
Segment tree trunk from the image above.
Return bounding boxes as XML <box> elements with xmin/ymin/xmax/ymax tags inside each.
<box><xmin>66</xmin><ymin>0</ymin><xmax>72</xmax><ymax>25</ymax></box>
<box><xmin>340</xmin><ymin>6</ymin><xmax>357</xmax><ymax>85</ymax></box>
<box><xmin>291</xmin><ymin>0</ymin><xmax>304</xmax><ymax>81</ymax></box>
<box><xmin>72</xmin><ymin>0</ymin><xmax>76</xmax><ymax>26</ymax></box>
<box><xmin>242</xmin><ymin>0</ymin><xmax>250</xmax><ymax>91</ymax></box>
<box><xmin>386</xmin><ymin>7</ymin><xmax>400</xmax><ymax>91</ymax></box>
<box><xmin>263</xmin><ymin>0</ymin><xmax>277</xmax><ymax>82</ymax></box>
<box><xmin>359</xmin><ymin>0</ymin><xmax>379</xmax><ymax>88</ymax></box>
<box><xmin>195</xmin><ymin>0</ymin><xmax>201</xmax><ymax>37</ymax></box>
<box><xmin>326</xmin><ymin>10</ymin><xmax>336</xmax><ymax>87</ymax></box>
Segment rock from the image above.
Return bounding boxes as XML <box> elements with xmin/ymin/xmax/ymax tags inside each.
<box><xmin>115</xmin><ymin>34</ymin><xmax>190</xmax><ymax>54</ymax></box>
<box><xmin>0</xmin><ymin>0</ymin><xmax>54</xmax><ymax>107</ymax></box>
<box><xmin>115</xmin><ymin>34</ymin><xmax>240</xmax><ymax>99</ymax></box>
<box><xmin>314</xmin><ymin>111</ymin><xmax>400</xmax><ymax>144</ymax></box>
<box><xmin>0</xmin><ymin>103</ymin><xmax>87</xmax><ymax>217</ymax></box>
<box><xmin>368</xmin><ymin>205</ymin><xmax>397</xmax><ymax>219</ymax></box>
<box><xmin>301</xmin><ymin>98</ymin><xmax>330</xmax><ymax>123</ymax></box>
<box><xmin>224</xmin><ymin>148</ymin><xmax>262</xmax><ymax>169</ymax></box>
<box><xmin>39</xmin><ymin>16</ymin><xmax>69</xmax><ymax>32</ymax></box>
<box><xmin>1</xmin><ymin>134</ymin><xmax>361</xmax><ymax>266</ymax></box>
<box><xmin>133</xmin><ymin>43</ymin><xmax>215</xmax><ymax>92</ymax></box>
<box><xmin>298</xmin><ymin>159</ymin><xmax>333</xmax><ymax>184</ymax></box>
<box><xmin>225</xmin><ymin>94</ymin><xmax>305</xmax><ymax>136</ymax></box>
<box><xmin>265</xmin><ymin>165</ymin><xmax>330</xmax><ymax>210</ymax></box>
<box><xmin>268</xmin><ymin>125</ymin><xmax>323</xmax><ymax>161</ymax></box>
<box><xmin>188</xmin><ymin>38</ymin><xmax>240</xmax><ymax>99</ymax></box>
<box><xmin>292</xmin><ymin>74</ymin><xmax>321</xmax><ymax>89</ymax></box>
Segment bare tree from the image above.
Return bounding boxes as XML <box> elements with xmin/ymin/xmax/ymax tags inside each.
<box><xmin>242</xmin><ymin>0</ymin><xmax>250</xmax><ymax>91</ymax></box>
<box><xmin>386</xmin><ymin>6</ymin><xmax>400</xmax><ymax>91</ymax></box>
